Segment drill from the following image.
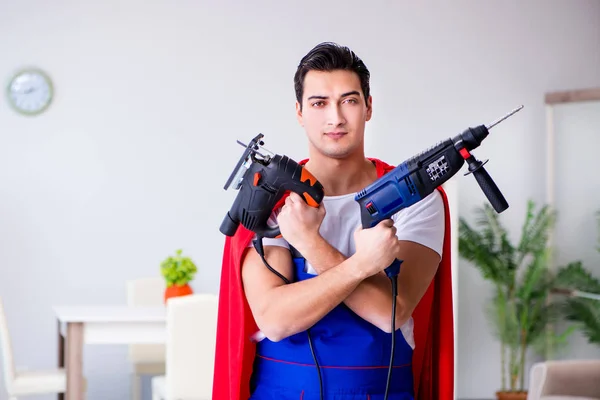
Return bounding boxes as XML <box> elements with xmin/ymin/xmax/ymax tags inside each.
<box><xmin>357</xmin><ymin>105</ymin><xmax>522</xmax><ymax>279</ymax></box>
<box><xmin>219</xmin><ymin>133</ymin><xmax>324</xmax><ymax>239</ymax></box>
<box><xmin>354</xmin><ymin>105</ymin><xmax>522</xmax><ymax>400</ymax></box>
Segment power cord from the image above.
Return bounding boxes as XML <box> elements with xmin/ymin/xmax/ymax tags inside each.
<box><xmin>385</xmin><ymin>273</ymin><xmax>398</xmax><ymax>400</ymax></box>
<box><xmin>253</xmin><ymin>237</ymin><xmax>324</xmax><ymax>400</ymax></box>
<box><xmin>253</xmin><ymin>237</ymin><xmax>400</xmax><ymax>400</ymax></box>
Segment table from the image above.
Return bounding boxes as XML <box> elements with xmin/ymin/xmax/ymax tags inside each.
<box><xmin>54</xmin><ymin>305</ymin><xmax>167</xmax><ymax>400</ymax></box>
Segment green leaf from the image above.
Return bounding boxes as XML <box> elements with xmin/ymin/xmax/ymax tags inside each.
<box><xmin>159</xmin><ymin>249</ymin><xmax>198</xmax><ymax>286</ymax></box>
<box><xmin>560</xmin><ymin>298</ymin><xmax>600</xmax><ymax>345</ymax></box>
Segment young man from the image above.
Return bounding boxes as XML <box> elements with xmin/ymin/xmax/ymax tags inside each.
<box><xmin>213</xmin><ymin>42</ymin><xmax>454</xmax><ymax>400</ymax></box>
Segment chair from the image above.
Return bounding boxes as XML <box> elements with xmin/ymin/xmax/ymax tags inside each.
<box><xmin>127</xmin><ymin>277</ymin><xmax>167</xmax><ymax>400</ymax></box>
<box><xmin>0</xmin><ymin>296</ymin><xmax>86</xmax><ymax>399</ymax></box>
<box><xmin>527</xmin><ymin>359</ymin><xmax>600</xmax><ymax>400</ymax></box>
<box><xmin>151</xmin><ymin>294</ymin><xmax>218</xmax><ymax>400</ymax></box>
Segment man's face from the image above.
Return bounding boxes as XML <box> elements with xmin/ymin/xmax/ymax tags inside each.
<box><xmin>296</xmin><ymin>69</ymin><xmax>372</xmax><ymax>159</ymax></box>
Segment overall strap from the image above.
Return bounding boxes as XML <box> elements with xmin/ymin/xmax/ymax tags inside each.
<box><xmin>288</xmin><ymin>245</ymin><xmax>303</xmax><ymax>260</ymax></box>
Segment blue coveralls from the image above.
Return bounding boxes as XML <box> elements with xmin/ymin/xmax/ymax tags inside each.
<box><xmin>249</xmin><ymin>255</ymin><xmax>415</xmax><ymax>400</ymax></box>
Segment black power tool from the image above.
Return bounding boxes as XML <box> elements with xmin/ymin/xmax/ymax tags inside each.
<box><xmin>220</xmin><ymin>133</ymin><xmax>324</xmax><ymax>239</ymax></box>
<box><xmin>219</xmin><ymin>134</ymin><xmax>328</xmax><ymax>399</ymax></box>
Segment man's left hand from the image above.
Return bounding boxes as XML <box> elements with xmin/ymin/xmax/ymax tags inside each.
<box><xmin>277</xmin><ymin>191</ymin><xmax>326</xmax><ymax>252</ymax></box>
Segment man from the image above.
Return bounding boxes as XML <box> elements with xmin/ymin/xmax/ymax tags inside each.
<box><xmin>213</xmin><ymin>42</ymin><xmax>454</xmax><ymax>400</ymax></box>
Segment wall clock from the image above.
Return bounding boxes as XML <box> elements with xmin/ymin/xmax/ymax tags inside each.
<box><xmin>6</xmin><ymin>68</ymin><xmax>54</xmax><ymax>116</ymax></box>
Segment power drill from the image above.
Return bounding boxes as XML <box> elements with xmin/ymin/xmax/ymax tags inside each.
<box><xmin>357</xmin><ymin>105</ymin><xmax>522</xmax><ymax>279</ymax></box>
<box><xmin>354</xmin><ymin>104</ymin><xmax>522</xmax><ymax>399</ymax></box>
<box><xmin>219</xmin><ymin>133</ymin><xmax>324</xmax><ymax>239</ymax></box>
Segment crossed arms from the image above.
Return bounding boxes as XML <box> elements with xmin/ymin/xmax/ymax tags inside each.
<box><xmin>241</xmin><ymin>192</ymin><xmax>444</xmax><ymax>342</ymax></box>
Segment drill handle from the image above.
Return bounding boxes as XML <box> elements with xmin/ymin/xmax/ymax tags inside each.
<box><xmin>466</xmin><ymin>158</ymin><xmax>509</xmax><ymax>213</ymax></box>
<box><xmin>257</xmin><ymin>163</ymin><xmax>325</xmax><ymax>239</ymax></box>
<box><xmin>257</xmin><ymin>223</ymin><xmax>282</xmax><ymax>239</ymax></box>
<box><xmin>256</xmin><ymin>189</ymin><xmax>322</xmax><ymax>239</ymax></box>
<box><xmin>385</xmin><ymin>259</ymin><xmax>403</xmax><ymax>280</ymax></box>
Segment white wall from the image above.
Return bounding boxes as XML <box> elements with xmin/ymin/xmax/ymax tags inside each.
<box><xmin>0</xmin><ymin>1</ymin><xmax>599</xmax><ymax>399</ymax></box>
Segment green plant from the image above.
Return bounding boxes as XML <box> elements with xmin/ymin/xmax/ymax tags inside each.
<box><xmin>553</xmin><ymin>263</ymin><xmax>600</xmax><ymax>346</ymax></box>
<box><xmin>458</xmin><ymin>200</ymin><xmax>581</xmax><ymax>393</ymax></box>
<box><xmin>551</xmin><ymin>210</ymin><xmax>600</xmax><ymax>346</ymax></box>
<box><xmin>160</xmin><ymin>249</ymin><xmax>198</xmax><ymax>287</ymax></box>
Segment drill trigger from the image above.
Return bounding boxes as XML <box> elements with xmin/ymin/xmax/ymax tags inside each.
<box><xmin>253</xmin><ymin>172</ymin><xmax>261</xmax><ymax>186</ymax></box>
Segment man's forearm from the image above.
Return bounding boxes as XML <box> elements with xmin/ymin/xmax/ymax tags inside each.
<box><xmin>296</xmin><ymin>235</ymin><xmax>406</xmax><ymax>332</ymax></box>
<box><xmin>257</xmin><ymin>255</ymin><xmax>367</xmax><ymax>341</ymax></box>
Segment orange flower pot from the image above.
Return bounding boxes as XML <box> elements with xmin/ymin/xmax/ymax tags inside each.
<box><xmin>496</xmin><ymin>391</ymin><xmax>528</xmax><ymax>400</ymax></box>
<box><xmin>164</xmin><ymin>283</ymin><xmax>193</xmax><ymax>303</ymax></box>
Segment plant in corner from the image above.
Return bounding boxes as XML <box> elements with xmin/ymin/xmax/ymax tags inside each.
<box><xmin>160</xmin><ymin>249</ymin><xmax>198</xmax><ymax>303</ymax></box>
<box><xmin>458</xmin><ymin>200</ymin><xmax>582</xmax><ymax>400</ymax></box>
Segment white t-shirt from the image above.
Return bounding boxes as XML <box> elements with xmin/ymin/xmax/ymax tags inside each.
<box><xmin>248</xmin><ymin>189</ymin><xmax>446</xmax><ymax>348</ymax></box>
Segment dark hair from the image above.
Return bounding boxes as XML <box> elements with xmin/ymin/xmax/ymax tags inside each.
<box><xmin>294</xmin><ymin>42</ymin><xmax>371</xmax><ymax>109</ymax></box>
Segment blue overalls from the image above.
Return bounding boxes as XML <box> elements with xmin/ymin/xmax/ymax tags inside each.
<box><xmin>249</xmin><ymin>255</ymin><xmax>415</xmax><ymax>400</ymax></box>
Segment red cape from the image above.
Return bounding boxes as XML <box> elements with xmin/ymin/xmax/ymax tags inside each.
<box><xmin>212</xmin><ymin>158</ymin><xmax>454</xmax><ymax>400</ymax></box>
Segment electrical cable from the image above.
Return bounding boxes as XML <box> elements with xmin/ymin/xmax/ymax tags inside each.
<box><xmin>253</xmin><ymin>237</ymin><xmax>324</xmax><ymax>400</ymax></box>
<box><xmin>253</xmin><ymin>236</ymin><xmax>398</xmax><ymax>400</ymax></box>
<box><xmin>384</xmin><ymin>274</ymin><xmax>398</xmax><ymax>400</ymax></box>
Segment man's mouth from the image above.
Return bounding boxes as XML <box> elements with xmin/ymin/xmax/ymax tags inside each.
<box><xmin>325</xmin><ymin>132</ymin><xmax>347</xmax><ymax>139</ymax></box>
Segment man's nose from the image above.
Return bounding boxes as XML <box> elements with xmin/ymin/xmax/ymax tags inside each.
<box><xmin>327</xmin><ymin>104</ymin><xmax>346</xmax><ymax>126</ymax></box>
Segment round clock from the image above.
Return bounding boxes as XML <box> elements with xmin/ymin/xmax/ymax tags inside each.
<box><xmin>6</xmin><ymin>68</ymin><xmax>54</xmax><ymax>116</ymax></box>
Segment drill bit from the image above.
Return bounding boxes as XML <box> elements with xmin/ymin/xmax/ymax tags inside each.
<box><xmin>486</xmin><ymin>105</ymin><xmax>524</xmax><ymax>130</ymax></box>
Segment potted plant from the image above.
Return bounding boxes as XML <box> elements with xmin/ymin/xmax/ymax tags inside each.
<box><xmin>458</xmin><ymin>200</ymin><xmax>581</xmax><ymax>400</ymax></box>
<box><xmin>160</xmin><ymin>249</ymin><xmax>197</xmax><ymax>303</ymax></box>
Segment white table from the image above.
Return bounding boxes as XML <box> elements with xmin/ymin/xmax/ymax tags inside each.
<box><xmin>54</xmin><ymin>305</ymin><xmax>167</xmax><ymax>400</ymax></box>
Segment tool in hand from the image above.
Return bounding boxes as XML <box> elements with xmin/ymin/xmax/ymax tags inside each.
<box><xmin>219</xmin><ymin>133</ymin><xmax>326</xmax><ymax>399</ymax></box>
<box><xmin>353</xmin><ymin>105</ymin><xmax>523</xmax><ymax>399</ymax></box>
<box><xmin>356</xmin><ymin>105</ymin><xmax>523</xmax><ymax>278</ymax></box>
<box><xmin>220</xmin><ymin>133</ymin><xmax>325</xmax><ymax>239</ymax></box>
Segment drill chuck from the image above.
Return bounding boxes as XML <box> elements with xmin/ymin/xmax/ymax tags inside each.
<box><xmin>452</xmin><ymin>125</ymin><xmax>489</xmax><ymax>151</ymax></box>
<box><xmin>452</xmin><ymin>105</ymin><xmax>523</xmax><ymax>152</ymax></box>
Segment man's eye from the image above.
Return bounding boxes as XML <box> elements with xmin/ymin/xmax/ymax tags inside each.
<box><xmin>344</xmin><ymin>98</ymin><xmax>358</xmax><ymax>104</ymax></box>
<box><xmin>312</xmin><ymin>101</ymin><xmax>325</xmax><ymax>107</ymax></box>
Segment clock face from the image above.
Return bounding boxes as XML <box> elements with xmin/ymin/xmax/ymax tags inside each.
<box><xmin>7</xmin><ymin>69</ymin><xmax>53</xmax><ymax>115</ymax></box>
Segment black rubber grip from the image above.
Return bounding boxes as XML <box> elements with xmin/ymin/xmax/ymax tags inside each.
<box><xmin>473</xmin><ymin>166</ymin><xmax>509</xmax><ymax>213</ymax></box>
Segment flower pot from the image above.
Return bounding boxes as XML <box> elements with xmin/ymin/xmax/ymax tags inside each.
<box><xmin>496</xmin><ymin>391</ymin><xmax>528</xmax><ymax>400</ymax></box>
<box><xmin>164</xmin><ymin>283</ymin><xmax>193</xmax><ymax>303</ymax></box>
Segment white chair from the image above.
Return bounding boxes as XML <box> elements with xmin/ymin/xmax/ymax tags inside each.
<box><xmin>151</xmin><ymin>294</ymin><xmax>218</xmax><ymax>400</ymax></box>
<box><xmin>127</xmin><ymin>277</ymin><xmax>167</xmax><ymax>400</ymax></box>
<box><xmin>0</xmin><ymin>296</ymin><xmax>86</xmax><ymax>399</ymax></box>
<box><xmin>527</xmin><ymin>359</ymin><xmax>600</xmax><ymax>400</ymax></box>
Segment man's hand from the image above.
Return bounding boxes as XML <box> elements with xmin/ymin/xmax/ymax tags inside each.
<box><xmin>353</xmin><ymin>219</ymin><xmax>402</xmax><ymax>276</ymax></box>
<box><xmin>277</xmin><ymin>191</ymin><xmax>326</xmax><ymax>253</ymax></box>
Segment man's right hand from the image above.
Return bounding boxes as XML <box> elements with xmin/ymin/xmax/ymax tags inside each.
<box><xmin>353</xmin><ymin>219</ymin><xmax>401</xmax><ymax>277</ymax></box>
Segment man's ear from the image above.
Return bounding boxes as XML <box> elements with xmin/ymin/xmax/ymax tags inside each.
<box><xmin>295</xmin><ymin>101</ymin><xmax>304</xmax><ymax>126</ymax></box>
<box><xmin>366</xmin><ymin>96</ymin><xmax>373</xmax><ymax>121</ymax></box>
